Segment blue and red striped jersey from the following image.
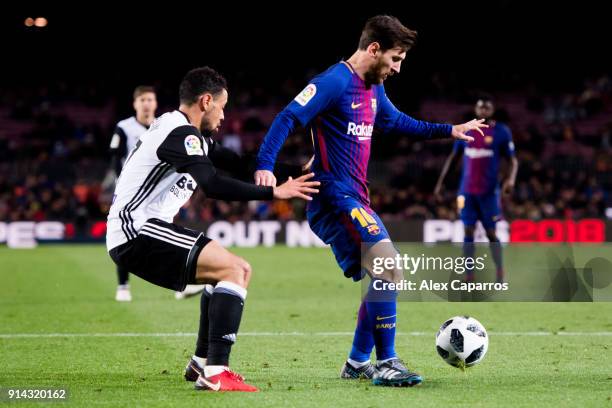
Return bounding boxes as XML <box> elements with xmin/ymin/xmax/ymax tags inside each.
<box><xmin>453</xmin><ymin>121</ymin><xmax>515</xmax><ymax>195</ymax></box>
<box><xmin>257</xmin><ymin>62</ymin><xmax>451</xmax><ymax>204</ymax></box>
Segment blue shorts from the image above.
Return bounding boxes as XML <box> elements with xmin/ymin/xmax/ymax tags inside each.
<box><xmin>458</xmin><ymin>192</ymin><xmax>502</xmax><ymax>230</ymax></box>
<box><xmin>307</xmin><ymin>185</ymin><xmax>389</xmax><ymax>280</ymax></box>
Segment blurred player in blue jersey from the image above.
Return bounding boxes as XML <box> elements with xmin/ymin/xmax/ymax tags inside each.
<box><xmin>434</xmin><ymin>96</ymin><xmax>518</xmax><ymax>283</ymax></box>
<box><xmin>254</xmin><ymin>15</ymin><xmax>487</xmax><ymax>387</ymax></box>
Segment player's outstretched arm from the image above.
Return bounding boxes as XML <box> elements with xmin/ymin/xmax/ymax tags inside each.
<box><xmin>272</xmin><ymin>172</ymin><xmax>320</xmax><ymax>201</ymax></box>
<box><xmin>377</xmin><ymin>89</ymin><xmax>487</xmax><ymax>141</ymax></box>
<box><xmin>186</xmin><ymin>162</ymin><xmax>319</xmax><ymax>202</ymax></box>
<box><xmin>451</xmin><ymin>119</ymin><xmax>488</xmax><ymax>142</ymax></box>
<box><xmin>156</xmin><ymin>125</ymin><xmax>319</xmax><ymax>201</ymax></box>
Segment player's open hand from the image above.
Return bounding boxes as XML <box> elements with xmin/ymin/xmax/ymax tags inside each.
<box><xmin>273</xmin><ymin>172</ymin><xmax>320</xmax><ymax>201</ymax></box>
<box><xmin>451</xmin><ymin>119</ymin><xmax>488</xmax><ymax>142</ymax></box>
<box><xmin>254</xmin><ymin>169</ymin><xmax>277</xmax><ymax>187</ymax></box>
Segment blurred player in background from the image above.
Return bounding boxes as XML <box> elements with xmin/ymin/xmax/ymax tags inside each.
<box><xmin>106</xmin><ymin>86</ymin><xmax>205</xmax><ymax>301</ymax></box>
<box><xmin>434</xmin><ymin>96</ymin><xmax>518</xmax><ymax>283</ymax></box>
<box><xmin>255</xmin><ymin>15</ymin><xmax>486</xmax><ymax>387</ymax></box>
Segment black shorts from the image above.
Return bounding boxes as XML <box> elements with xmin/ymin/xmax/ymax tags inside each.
<box><xmin>109</xmin><ymin>218</ymin><xmax>211</xmax><ymax>291</ymax></box>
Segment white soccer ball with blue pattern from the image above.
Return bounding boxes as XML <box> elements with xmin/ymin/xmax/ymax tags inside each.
<box><xmin>435</xmin><ymin>316</ymin><xmax>488</xmax><ymax>368</ymax></box>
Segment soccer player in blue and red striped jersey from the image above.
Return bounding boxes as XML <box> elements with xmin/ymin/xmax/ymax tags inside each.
<box><xmin>435</xmin><ymin>96</ymin><xmax>518</xmax><ymax>283</ymax></box>
<box><xmin>255</xmin><ymin>15</ymin><xmax>488</xmax><ymax>387</ymax></box>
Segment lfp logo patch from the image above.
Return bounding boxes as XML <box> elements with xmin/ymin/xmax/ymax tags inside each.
<box><xmin>294</xmin><ymin>84</ymin><xmax>317</xmax><ymax>106</ymax></box>
<box><xmin>184</xmin><ymin>135</ymin><xmax>203</xmax><ymax>156</ymax></box>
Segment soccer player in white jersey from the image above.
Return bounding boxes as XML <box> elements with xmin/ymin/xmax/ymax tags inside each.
<box><xmin>106</xmin><ymin>67</ymin><xmax>319</xmax><ymax>392</ymax></box>
<box><xmin>108</xmin><ymin>86</ymin><xmax>157</xmax><ymax>302</ymax></box>
<box><xmin>107</xmin><ymin>86</ymin><xmax>205</xmax><ymax>302</ymax></box>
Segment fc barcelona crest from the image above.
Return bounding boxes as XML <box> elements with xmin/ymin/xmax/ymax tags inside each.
<box><xmin>367</xmin><ymin>224</ymin><xmax>380</xmax><ymax>235</ymax></box>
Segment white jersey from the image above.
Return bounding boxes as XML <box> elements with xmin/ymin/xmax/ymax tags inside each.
<box><xmin>110</xmin><ymin>116</ymin><xmax>150</xmax><ymax>163</ymax></box>
<box><xmin>106</xmin><ymin>111</ymin><xmax>208</xmax><ymax>251</ymax></box>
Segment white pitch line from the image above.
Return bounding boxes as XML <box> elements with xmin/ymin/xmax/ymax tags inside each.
<box><xmin>0</xmin><ymin>331</ymin><xmax>611</xmax><ymax>339</ymax></box>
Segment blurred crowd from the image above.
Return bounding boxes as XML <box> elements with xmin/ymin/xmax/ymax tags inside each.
<box><xmin>1</xmin><ymin>73</ymin><xmax>611</xmax><ymax>224</ymax></box>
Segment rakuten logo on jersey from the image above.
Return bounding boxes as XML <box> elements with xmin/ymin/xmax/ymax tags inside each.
<box><xmin>465</xmin><ymin>147</ymin><xmax>494</xmax><ymax>159</ymax></box>
<box><xmin>347</xmin><ymin>122</ymin><xmax>373</xmax><ymax>139</ymax></box>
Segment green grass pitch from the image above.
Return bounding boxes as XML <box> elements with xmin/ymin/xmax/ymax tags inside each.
<box><xmin>1</xmin><ymin>245</ymin><xmax>611</xmax><ymax>407</ymax></box>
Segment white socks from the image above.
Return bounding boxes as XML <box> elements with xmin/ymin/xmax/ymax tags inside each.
<box><xmin>204</xmin><ymin>365</ymin><xmax>226</xmax><ymax>377</ymax></box>
<box><xmin>377</xmin><ymin>357</ymin><xmax>396</xmax><ymax>365</ymax></box>
<box><xmin>193</xmin><ymin>356</ymin><xmax>224</xmax><ymax>378</ymax></box>
<box><xmin>192</xmin><ymin>355</ymin><xmax>206</xmax><ymax>368</ymax></box>
<box><xmin>347</xmin><ymin>358</ymin><xmax>370</xmax><ymax>368</ymax></box>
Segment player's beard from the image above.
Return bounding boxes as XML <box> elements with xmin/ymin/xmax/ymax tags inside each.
<box><xmin>199</xmin><ymin>117</ymin><xmax>215</xmax><ymax>138</ymax></box>
<box><xmin>364</xmin><ymin>60</ymin><xmax>387</xmax><ymax>86</ymax></box>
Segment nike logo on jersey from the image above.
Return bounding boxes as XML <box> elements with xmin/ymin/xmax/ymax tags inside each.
<box><xmin>351</xmin><ymin>102</ymin><xmax>362</xmax><ymax>109</ymax></box>
<box><xmin>376</xmin><ymin>314</ymin><xmax>397</xmax><ymax>321</ymax></box>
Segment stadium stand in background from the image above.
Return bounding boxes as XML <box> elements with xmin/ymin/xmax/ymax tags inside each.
<box><xmin>1</xmin><ymin>73</ymin><xmax>610</xmax><ymax>224</ymax></box>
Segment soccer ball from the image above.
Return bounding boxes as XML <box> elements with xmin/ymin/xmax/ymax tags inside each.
<box><xmin>435</xmin><ymin>316</ymin><xmax>488</xmax><ymax>368</ymax></box>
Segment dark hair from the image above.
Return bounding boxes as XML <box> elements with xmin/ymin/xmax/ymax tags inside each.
<box><xmin>475</xmin><ymin>93</ymin><xmax>495</xmax><ymax>105</ymax></box>
<box><xmin>358</xmin><ymin>15</ymin><xmax>417</xmax><ymax>52</ymax></box>
<box><xmin>133</xmin><ymin>85</ymin><xmax>155</xmax><ymax>99</ymax></box>
<box><xmin>179</xmin><ymin>66</ymin><xmax>227</xmax><ymax>105</ymax></box>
